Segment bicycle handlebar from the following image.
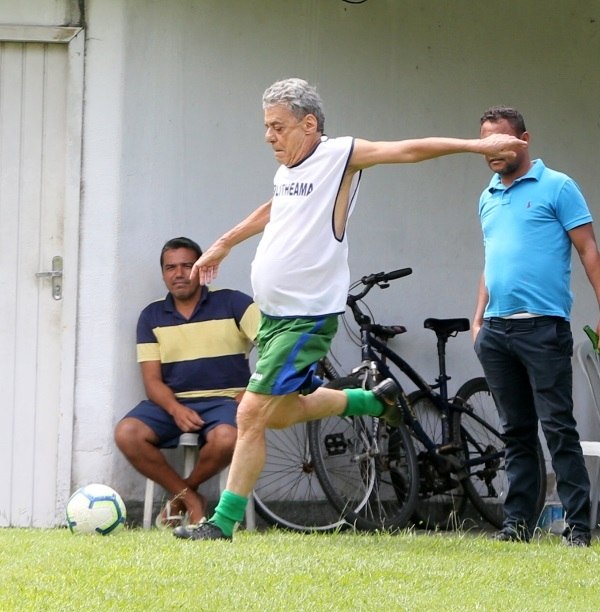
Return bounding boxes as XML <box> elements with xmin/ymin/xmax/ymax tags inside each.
<box><xmin>360</xmin><ymin>268</ymin><xmax>413</xmax><ymax>287</ymax></box>
<box><xmin>346</xmin><ymin>268</ymin><xmax>412</xmax><ymax>330</ymax></box>
<box><xmin>348</xmin><ymin>268</ymin><xmax>412</xmax><ymax>305</ymax></box>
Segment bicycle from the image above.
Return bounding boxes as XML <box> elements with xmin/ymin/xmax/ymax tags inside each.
<box><xmin>308</xmin><ymin>268</ymin><xmax>547</xmax><ymax>531</ymax></box>
<box><xmin>252</xmin><ymin>344</ymin><xmax>420</xmax><ymax>532</ymax></box>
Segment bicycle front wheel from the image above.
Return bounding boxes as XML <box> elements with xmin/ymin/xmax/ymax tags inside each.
<box><xmin>456</xmin><ymin>377</ymin><xmax>547</xmax><ymax>529</ymax></box>
<box><xmin>308</xmin><ymin>376</ymin><xmax>419</xmax><ymax>532</ymax></box>
<box><xmin>253</xmin><ymin>423</ymin><xmax>349</xmax><ymax>532</ymax></box>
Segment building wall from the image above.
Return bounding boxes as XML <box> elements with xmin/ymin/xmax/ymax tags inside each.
<box><xmin>0</xmin><ymin>0</ymin><xmax>80</xmax><ymax>25</ymax></box>
<box><xmin>3</xmin><ymin>0</ymin><xmax>600</xmax><ymax>504</ymax></box>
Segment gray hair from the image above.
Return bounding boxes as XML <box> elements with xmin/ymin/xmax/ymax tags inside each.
<box><xmin>262</xmin><ymin>78</ymin><xmax>325</xmax><ymax>133</ymax></box>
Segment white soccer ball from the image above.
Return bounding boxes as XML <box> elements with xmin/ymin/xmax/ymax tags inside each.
<box><xmin>66</xmin><ymin>483</ymin><xmax>127</xmax><ymax>535</ymax></box>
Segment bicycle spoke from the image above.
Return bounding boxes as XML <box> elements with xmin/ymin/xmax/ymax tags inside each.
<box><xmin>253</xmin><ymin>424</ymin><xmax>348</xmax><ymax>531</ymax></box>
<box><xmin>456</xmin><ymin>377</ymin><xmax>546</xmax><ymax>529</ymax></box>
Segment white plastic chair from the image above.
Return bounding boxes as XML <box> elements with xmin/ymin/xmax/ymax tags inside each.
<box><xmin>142</xmin><ymin>433</ymin><xmax>199</xmax><ymax>529</ymax></box>
<box><xmin>142</xmin><ymin>432</ymin><xmax>255</xmax><ymax>530</ymax></box>
<box><xmin>575</xmin><ymin>341</ymin><xmax>600</xmax><ymax>529</ymax></box>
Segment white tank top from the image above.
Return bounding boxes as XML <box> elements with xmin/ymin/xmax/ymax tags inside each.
<box><xmin>251</xmin><ymin>136</ymin><xmax>360</xmax><ymax>317</ymax></box>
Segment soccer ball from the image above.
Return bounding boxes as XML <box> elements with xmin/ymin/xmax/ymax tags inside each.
<box><xmin>66</xmin><ymin>483</ymin><xmax>126</xmax><ymax>535</ymax></box>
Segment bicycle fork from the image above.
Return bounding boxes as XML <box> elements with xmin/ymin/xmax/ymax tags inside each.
<box><xmin>348</xmin><ymin>360</ymin><xmax>384</xmax><ymax>463</ymax></box>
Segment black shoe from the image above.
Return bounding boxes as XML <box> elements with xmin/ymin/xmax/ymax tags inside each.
<box><xmin>172</xmin><ymin>521</ymin><xmax>232</xmax><ymax>541</ymax></box>
<box><xmin>493</xmin><ymin>528</ymin><xmax>530</xmax><ymax>543</ymax></box>
<box><xmin>372</xmin><ymin>378</ymin><xmax>402</xmax><ymax>427</ymax></box>
<box><xmin>563</xmin><ymin>533</ymin><xmax>591</xmax><ymax>547</ymax></box>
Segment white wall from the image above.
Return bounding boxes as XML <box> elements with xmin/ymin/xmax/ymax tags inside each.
<box><xmin>82</xmin><ymin>0</ymin><xmax>600</xmax><ymax>500</ymax></box>
<box><xmin>0</xmin><ymin>0</ymin><xmax>80</xmax><ymax>25</ymax></box>
<box><xmin>5</xmin><ymin>0</ymin><xmax>600</xmax><ymax>502</ymax></box>
<box><xmin>72</xmin><ymin>0</ymin><xmax>128</xmax><ymax>489</ymax></box>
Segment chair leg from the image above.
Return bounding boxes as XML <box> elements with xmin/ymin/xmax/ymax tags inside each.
<box><xmin>219</xmin><ymin>466</ymin><xmax>229</xmax><ymax>493</ymax></box>
<box><xmin>245</xmin><ymin>493</ymin><xmax>256</xmax><ymax>531</ymax></box>
<box><xmin>182</xmin><ymin>445</ymin><xmax>198</xmax><ymax>479</ymax></box>
<box><xmin>143</xmin><ymin>478</ymin><xmax>155</xmax><ymax>529</ymax></box>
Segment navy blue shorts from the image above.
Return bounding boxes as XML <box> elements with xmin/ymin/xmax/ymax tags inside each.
<box><xmin>122</xmin><ymin>397</ymin><xmax>237</xmax><ymax>449</ymax></box>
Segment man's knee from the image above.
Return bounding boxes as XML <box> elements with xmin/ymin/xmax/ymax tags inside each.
<box><xmin>205</xmin><ymin>424</ymin><xmax>237</xmax><ymax>454</ymax></box>
<box><xmin>236</xmin><ymin>393</ymin><xmax>273</xmax><ymax>429</ymax></box>
<box><xmin>237</xmin><ymin>391</ymin><xmax>297</xmax><ymax>431</ymax></box>
<box><xmin>114</xmin><ymin>417</ymin><xmax>156</xmax><ymax>452</ymax></box>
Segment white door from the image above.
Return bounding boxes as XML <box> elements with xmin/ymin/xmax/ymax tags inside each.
<box><xmin>0</xmin><ymin>27</ymin><xmax>83</xmax><ymax>527</ymax></box>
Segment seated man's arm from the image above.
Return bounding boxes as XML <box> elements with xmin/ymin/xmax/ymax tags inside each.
<box><xmin>141</xmin><ymin>361</ymin><xmax>204</xmax><ymax>432</ymax></box>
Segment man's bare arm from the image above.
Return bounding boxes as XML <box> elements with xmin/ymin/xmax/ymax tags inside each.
<box><xmin>349</xmin><ymin>134</ymin><xmax>527</xmax><ymax>171</ymax></box>
<box><xmin>140</xmin><ymin>361</ymin><xmax>204</xmax><ymax>432</ymax></box>
<box><xmin>191</xmin><ymin>199</ymin><xmax>272</xmax><ymax>284</ymax></box>
<box><xmin>472</xmin><ymin>273</ymin><xmax>489</xmax><ymax>342</ymax></box>
<box><xmin>570</xmin><ymin>222</ymin><xmax>600</xmax><ymax>338</ymax></box>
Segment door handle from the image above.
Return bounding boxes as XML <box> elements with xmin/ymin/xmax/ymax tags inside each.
<box><xmin>36</xmin><ymin>255</ymin><xmax>63</xmax><ymax>300</ymax></box>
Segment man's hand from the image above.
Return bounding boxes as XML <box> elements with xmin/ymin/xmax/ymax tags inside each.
<box><xmin>190</xmin><ymin>240</ymin><xmax>231</xmax><ymax>285</ymax></box>
<box><xmin>472</xmin><ymin>320</ymin><xmax>482</xmax><ymax>343</ymax></box>
<box><xmin>172</xmin><ymin>404</ymin><xmax>204</xmax><ymax>432</ymax></box>
<box><xmin>478</xmin><ymin>133</ymin><xmax>528</xmax><ymax>159</ymax></box>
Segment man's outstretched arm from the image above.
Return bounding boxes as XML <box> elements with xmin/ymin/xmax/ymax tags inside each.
<box><xmin>190</xmin><ymin>199</ymin><xmax>272</xmax><ymax>285</ymax></box>
<box><xmin>349</xmin><ymin>133</ymin><xmax>527</xmax><ymax>170</ymax></box>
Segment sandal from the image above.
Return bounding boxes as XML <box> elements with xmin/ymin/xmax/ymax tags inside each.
<box><xmin>154</xmin><ymin>500</ymin><xmax>187</xmax><ymax>530</ymax></box>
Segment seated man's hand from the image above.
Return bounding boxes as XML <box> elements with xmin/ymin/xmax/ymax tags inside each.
<box><xmin>172</xmin><ymin>404</ymin><xmax>204</xmax><ymax>432</ymax></box>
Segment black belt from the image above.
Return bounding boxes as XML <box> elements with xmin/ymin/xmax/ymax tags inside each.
<box><xmin>485</xmin><ymin>315</ymin><xmax>564</xmax><ymax>330</ymax></box>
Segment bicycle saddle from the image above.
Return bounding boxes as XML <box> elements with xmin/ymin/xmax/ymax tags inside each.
<box><xmin>423</xmin><ymin>317</ymin><xmax>470</xmax><ymax>336</ymax></box>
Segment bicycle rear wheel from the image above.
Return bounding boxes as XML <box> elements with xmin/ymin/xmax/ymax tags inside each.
<box><xmin>253</xmin><ymin>423</ymin><xmax>349</xmax><ymax>531</ymax></box>
<box><xmin>455</xmin><ymin>377</ymin><xmax>547</xmax><ymax>529</ymax></box>
<box><xmin>308</xmin><ymin>376</ymin><xmax>419</xmax><ymax>532</ymax></box>
<box><xmin>408</xmin><ymin>391</ymin><xmax>467</xmax><ymax>530</ymax></box>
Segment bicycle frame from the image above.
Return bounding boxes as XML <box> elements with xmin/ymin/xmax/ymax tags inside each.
<box><xmin>345</xmin><ymin>277</ymin><xmax>505</xmax><ymax>478</ymax></box>
<box><xmin>354</xmin><ymin>331</ymin><xmax>456</xmax><ymax>460</ymax></box>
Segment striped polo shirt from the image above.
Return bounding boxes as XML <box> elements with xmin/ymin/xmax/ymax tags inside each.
<box><xmin>136</xmin><ymin>286</ymin><xmax>260</xmax><ymax>399</ymax></box>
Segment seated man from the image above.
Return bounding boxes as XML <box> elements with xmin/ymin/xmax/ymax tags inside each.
<box><xmin>114</xmin><ymin>237</ymin><xmax>259</xmax><ymax>527</ymax></box>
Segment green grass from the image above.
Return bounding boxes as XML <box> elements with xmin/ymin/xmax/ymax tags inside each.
<box><xmin>1</xmin><ymin>526</ymin><xmax>599</xmax><ymax>611</ymax></box>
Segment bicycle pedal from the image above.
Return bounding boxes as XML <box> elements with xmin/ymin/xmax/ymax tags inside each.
<box><xmin>324</xmin><ymin>433</ymin><xmax>347</xmax><ymax>456</ymax></box>
<box><xmin>437</xmin><ymin>443</ymin><xmax>462</xmax><ymax>455</ymax></box>
<box><xmin>447</xmin><ymin>477</ymin><xmax>460</xmax><ymax>489</ymax></box>
<box><xmin>431</xmin><ymin>476</ymin><xmax>460</xmax><ymax>493</ymax></box>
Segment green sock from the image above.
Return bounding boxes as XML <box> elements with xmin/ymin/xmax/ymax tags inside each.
<box><xmin>342</xmin><ymin>388</ymin><xmax>384</xmax><ymax>417</ymax></box>
<box><xmin>210</xmin><ymin>490</ymin><xmax>248</xmax><ymax>537</ymax></box>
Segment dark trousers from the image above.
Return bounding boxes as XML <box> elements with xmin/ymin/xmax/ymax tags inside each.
<box><xmin>475</xmin><ymin>316</ymin><xmax>590</xmax><ymax>536</ymax></box>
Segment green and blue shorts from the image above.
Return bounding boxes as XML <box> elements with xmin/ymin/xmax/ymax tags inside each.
<box><xmin>247</xmin><ymin>314</ymin><xmax>338</xmax><ymax>396</ymax></box>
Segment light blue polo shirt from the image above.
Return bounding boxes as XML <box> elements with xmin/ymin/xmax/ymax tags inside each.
<box><xmin>479</xmin><ymin>159</ymin><xmax>592</xmax><ymax>319</ymax></box>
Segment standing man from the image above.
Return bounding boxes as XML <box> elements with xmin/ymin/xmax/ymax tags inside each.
<box><xmin>115</xmin><ymin>237</ymin><xmax>260</xmax><ymax>527</ymax></box>
<box><xmin>472</xmin><ymin>107</ymin><xmax>600</xmax><ymax>546</ymax></box>
<box><xmin>174</xmin><ymin>78</ymin><xmax>527</xmax><ymax>542</ymax></box>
